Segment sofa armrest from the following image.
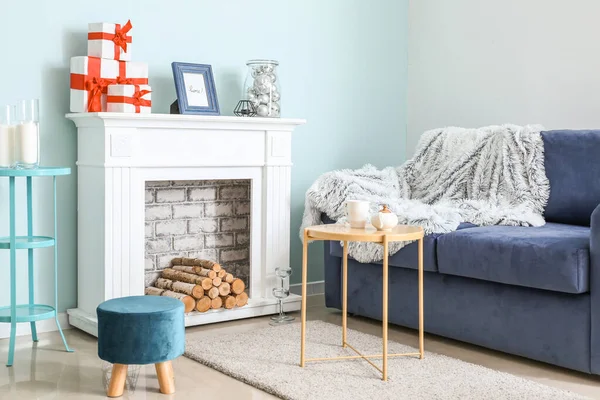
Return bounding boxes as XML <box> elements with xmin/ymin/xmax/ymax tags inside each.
<box><xmin>590</xmin><ymin>204</ymin><xmax>600</xmax><ymax>269</ymax></box>
<box><xmin>589</xmin><ymin>205</ymin><xmax>600</xmax><ymax>372</ymax></box>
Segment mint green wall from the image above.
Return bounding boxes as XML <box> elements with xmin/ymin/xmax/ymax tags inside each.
<box><xmin>0</xmin><ymin>0</ymin><xmax>407</xmax><ymax>312</ymax></box>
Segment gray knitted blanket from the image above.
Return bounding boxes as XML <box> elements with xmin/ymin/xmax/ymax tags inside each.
<box><xmin>300</xmin><ymin>124</ymin><xmax>550</xmax><ymax>263</ymax></box>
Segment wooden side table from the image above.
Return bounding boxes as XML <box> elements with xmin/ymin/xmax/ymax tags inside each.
<box><xmin>300</xmin><ymin>224</ymin><xmax>425</xmax><ymax>381</ymax></box>
<box><xmin>0</xmin><ymin>167</ymin><xmax>74</xmax><ymax>366</ymax></box>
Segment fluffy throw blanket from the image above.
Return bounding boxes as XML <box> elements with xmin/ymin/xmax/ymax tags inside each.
<box><xmin>301</xmin><ymin>124</ymin><xmax>550</xmax><ymax>263</ymax></box>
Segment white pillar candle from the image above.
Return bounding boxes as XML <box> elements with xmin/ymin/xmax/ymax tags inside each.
<box><xmin>0</xmin><ymin>124</ymin><xmax>15</xmax><ymax>167</ymax></box>
<box><xmin>15</xmin><ymin>122</ymin><xmax>39</xmax><ymax>166</ymax></box>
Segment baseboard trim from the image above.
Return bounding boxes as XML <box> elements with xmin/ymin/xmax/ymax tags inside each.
<box><xmin>289</xmin><ymin>280</ymin><xmax>325</xmax><ymax>296</ymax></box>
<box><xmin>0</xmin><ymin>312</ymin><xmax>70</xmax><ymax>339</ymax></box>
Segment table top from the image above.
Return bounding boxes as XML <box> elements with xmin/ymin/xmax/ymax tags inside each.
<box><xmin>304</xmin><ymin>224</ymin><xmax>424</xmax><ymax>243</ymax></box>
<box><xmin>0</xmin><ymin>167</ymin><xmax>71</xmax><ymax>177</ymax></box>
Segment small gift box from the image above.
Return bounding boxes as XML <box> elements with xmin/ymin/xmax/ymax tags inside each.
<box><xmin>107</xmin><ymin>84</ymin><xmax>152</xmax><ymax>113</ymax></box>
<box><xmin>88</xmin><ymin>20</ymin><xmax>133</xmax><ymax>61</ymax></box>
<box><xmin>70</xmin><ymin>56</ymin><xmax>149</xmax><ymax>113</ymax></box>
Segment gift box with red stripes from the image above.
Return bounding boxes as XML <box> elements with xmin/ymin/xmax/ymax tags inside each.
<box><xmin>88</xmin><ymin>20</ymin><xmax>132</xmax><ymax>61</ymax></box>
<box><xmin>107</xmin><ymin>84</ymin><xmax>152</xmax><ymax>113</ymax></box>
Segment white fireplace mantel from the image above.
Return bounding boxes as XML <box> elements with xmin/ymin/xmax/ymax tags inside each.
<box><xmin>66</xmin><ymin>112</ymin><xmax>306</xmax><ymax>336</ymax></box>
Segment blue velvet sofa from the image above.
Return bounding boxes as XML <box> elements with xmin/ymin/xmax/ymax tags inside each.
<box><xmin>322</xmin><ymin>130</ymin><xmax>600</xmax><ymax>374</ymax></box>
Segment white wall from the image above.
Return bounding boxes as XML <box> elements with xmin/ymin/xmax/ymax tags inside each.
<box><xmin>408</xmin><ymin>0</ymin><xmax>600</xmax><ymax>155</ymax></box>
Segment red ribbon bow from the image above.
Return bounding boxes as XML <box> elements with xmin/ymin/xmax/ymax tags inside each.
<box><xmin>112</xmin><ymin>20</ymin><xmax>133</xmax><ymax>53</ymax></box>
<box><xmin>84</xmin><ymin>77</ymin><xmax>112</xmax><ymax>112</ymax></box>
<box><xmin>116</xmin><ymin>76</ymin><xmax>133</xmax><ymax>85</ymax></box>
<box><xmin>132</xmin><ymin>88</ymin><xmax>152</xmax><ymax>102</ymax></box>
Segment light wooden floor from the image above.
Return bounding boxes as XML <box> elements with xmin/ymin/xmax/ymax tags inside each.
<box><xmin>0</xmin><ymin>295</ymin><xmax>598</xmax><ymax>399</ymax></box>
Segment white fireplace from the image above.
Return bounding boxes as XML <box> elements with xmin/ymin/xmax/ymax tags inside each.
<box><xmin>66</xmin><ymin>112</ymin><xmax>306</xmax><ymax>336</ymax></box>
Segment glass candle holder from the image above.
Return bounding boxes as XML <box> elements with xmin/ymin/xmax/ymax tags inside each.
<box><xmin>0</xmin><ymin>105</ymin><xmax>16</xmax><ymax>168</ymax></box>
<box><xmin>15</xmin><ymin>99</ymin><xmax>40</xmax><ymax>169</ymax></box>
<box><xmin>270</xmin><ymin>267</ymin><xmax>295</xmax><ymax>326</ymax></box>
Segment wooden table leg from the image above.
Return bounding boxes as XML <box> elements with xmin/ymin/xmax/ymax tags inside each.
<box><xmin>300</xmin><ymin>230</ymin><xmax>309</xmax><ymax>367</ymax></box>
<box><xmin>342</xmin><ymin>240</ymin><xmax>348</xmax><ymax>348</ymax></box>
<box><xmin>155</xmin><ymin>361</ymin><xmax>175</xmax><ymax>394</ymax></box>
<box><xmin>382</xmin><ymin>236</ymin><xmax>389</xmax><ymax>381</ymax></box>
<box><xmin>418</xmin><ymin>237</ymin><xmax>424</xmax><ymax>359</ymax></box>
<box><xmin>107</xmin><ymin>364</ymin><xmax>128</xmax><ymax>397</ymax></box>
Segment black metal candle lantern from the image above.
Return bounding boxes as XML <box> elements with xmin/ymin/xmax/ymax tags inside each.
<box><xmin>234</xmin><ymin>100</ymin><xmax>257</xmax><ymax>117</ymax></box>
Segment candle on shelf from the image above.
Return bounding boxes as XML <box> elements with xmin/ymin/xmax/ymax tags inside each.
<box><xmin>15</xmin><ymin>122</ymin><xmax>39</xmax><ymax>167</ymax></box>
<box><xmin>14</xmin><ymin>99</ymin><xmax>39</xmax><ymax>169</ymax></box>
<box><xmin>0</xmin><ymin>105</ymin><xmax>15</xmax><ymax>168</ymax></box>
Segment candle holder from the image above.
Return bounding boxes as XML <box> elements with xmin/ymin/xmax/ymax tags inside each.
<box><xmin>0</xmin><ymin>105</ymin><xmax>15</xmax><ymax>168</ymax></box>
<box><xmin>270</xmin><ymin>267</ymin><xmax>295</xmax><ymax>326</ymax></box>
<box><xmin>233</xmin><ymin>100</ymin><xmax>257</xmax><ymax>117</ymax></box>
<box><xmin>14</xmin><ymin>99</ymin><xmax>40</xmax><ymax>169</ymax></box>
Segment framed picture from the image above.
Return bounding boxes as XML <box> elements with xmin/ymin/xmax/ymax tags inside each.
<box><xmin>171</xmin><ymin>62</ymin><xmax>220</xmax><ymax>115</ymax></box>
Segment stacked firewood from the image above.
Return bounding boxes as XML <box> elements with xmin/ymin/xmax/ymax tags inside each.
<box><xmin>144</xmin><ymin>257</ymin><xmax>248</xmax><ymax>313</ymax></box>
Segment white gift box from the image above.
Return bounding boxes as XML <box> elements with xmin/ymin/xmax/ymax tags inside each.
<box><xmin>107</xmin><ymin>84</ymin><xmax>152</xmax><ymax>113</ymax></box>
<box><xmin>70</xmin><ymin>56</ymin><xmax>118</xmax><ymax>113</ymax></box>
<box><xmin>88</xmin><ymin>21</ymin><xmax>132</xmax><ymax>61</ymax></box>
<box><xmin>70</xmin><ymin>56</ymin><xmax>149</xmax><ymax>113</ymax></box>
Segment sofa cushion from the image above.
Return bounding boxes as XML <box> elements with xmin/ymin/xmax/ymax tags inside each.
<box><xmin>329</xmin><ymin>222</ymin><xmax>477</xmax><ymax>272</ymax></box>
<box><xmin>542</xmin><ymin>130</ymin><xmax>600</xmax><ymax>226</ymax></box>
<box><xmin>437</xmin><ymin>223</ymin><xmax>590</xmax><ymax>294</ymax></box>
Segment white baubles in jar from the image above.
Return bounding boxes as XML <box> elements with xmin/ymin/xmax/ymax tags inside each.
<box><xmin>243</xmin><ymin>60</ymin><xmax>281</xmax><ymax>118</ymax></box>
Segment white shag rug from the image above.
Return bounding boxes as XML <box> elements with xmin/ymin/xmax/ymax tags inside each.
<box><xmin>185</xmin><ymin>321</ymin><xmax>588</xmax><ymax>400</ymax></box>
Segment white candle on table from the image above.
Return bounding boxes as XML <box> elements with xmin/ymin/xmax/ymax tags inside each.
<box><xmin>16</xmin><ymin>122</ymin><xmax>39</xmax><ymax>166</ymax></box>
<box><xmin>0</xmin><ymin>124</ymin><xmax>15</xmax><ymax>167</ymax></box>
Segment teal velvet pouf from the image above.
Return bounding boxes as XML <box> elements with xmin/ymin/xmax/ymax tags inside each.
<box><xmin>97</xmin><ymin>296</ymin><xmax>185</xmax><ymax>365</ymax></box>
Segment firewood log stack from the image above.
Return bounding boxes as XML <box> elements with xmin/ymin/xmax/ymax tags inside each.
<box><xmin>144</xmin><ymin>257</ymin><xmax>248</xmax><ymax>313</ymax></box>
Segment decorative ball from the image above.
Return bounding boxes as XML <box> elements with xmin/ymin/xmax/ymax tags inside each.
<box><xmin>247</xmin><ymin>92</ymin><xmax>257</xmax><ymax>102</ymax></box>
<box><xmin>247</xmin><ymin>86</ymin><xmax>257</xmax><ymax>95</ymax></box>
<box><xmin>254</xmin><ymin>82</ymin><xmax>272</xmax><ymax>94</ymax></box>
<box><xmin>256</xmin><ymin>104</ymin><xmax>269</xmax><ymax>117</ymax></box>
<box><xmin>251</xmin><ymin>67</ymin><xmax>263</xmax><ymax>78</ymax></box>
<box><xmin>263</xmin><ymin>64</ymin><xmax>275</xmax><ymax>74</ymax></box>
<box><xmin>270</xmin><ymin>102</ymin><xmax>280</xmax><ymax>117</ymax></box>
<box><xmin>268</xmin><ymin>73</ymin><xmax>276</xmax><ymax>83</ymax></box>
<box><xmin>272</xmin><ymin>91</ymin><xmax>280</xmax><ymax>102</ymax></box>
<box><xmin>258</xmin><ymin>94</ymin><xmax>270</xmax><ymax>104</ymax></box>
<box><xmin>254</xmin><ymin>74</ymin><xmax>272</xmax><ymax>92</ymax></box>
<box><xmin>258</xmin><ymin>74</ymin><xmax>272</xmax><ymax>85</ymax></box>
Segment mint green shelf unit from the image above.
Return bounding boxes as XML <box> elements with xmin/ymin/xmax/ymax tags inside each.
<box><xmin>0</xmin><ymin>167</ymin><xmax>74</xmax><ymax>366</ymax></box>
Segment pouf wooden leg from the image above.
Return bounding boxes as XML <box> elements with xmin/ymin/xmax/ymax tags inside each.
<box><xmin>155</xmin><ymin>361</ymin><xmax>175</xmax><ymax>394</ymax></box>
<box><xmin>107</xmin><ymin>364</ymin><xmax>128</xmax><ymax>397</ymax></box>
